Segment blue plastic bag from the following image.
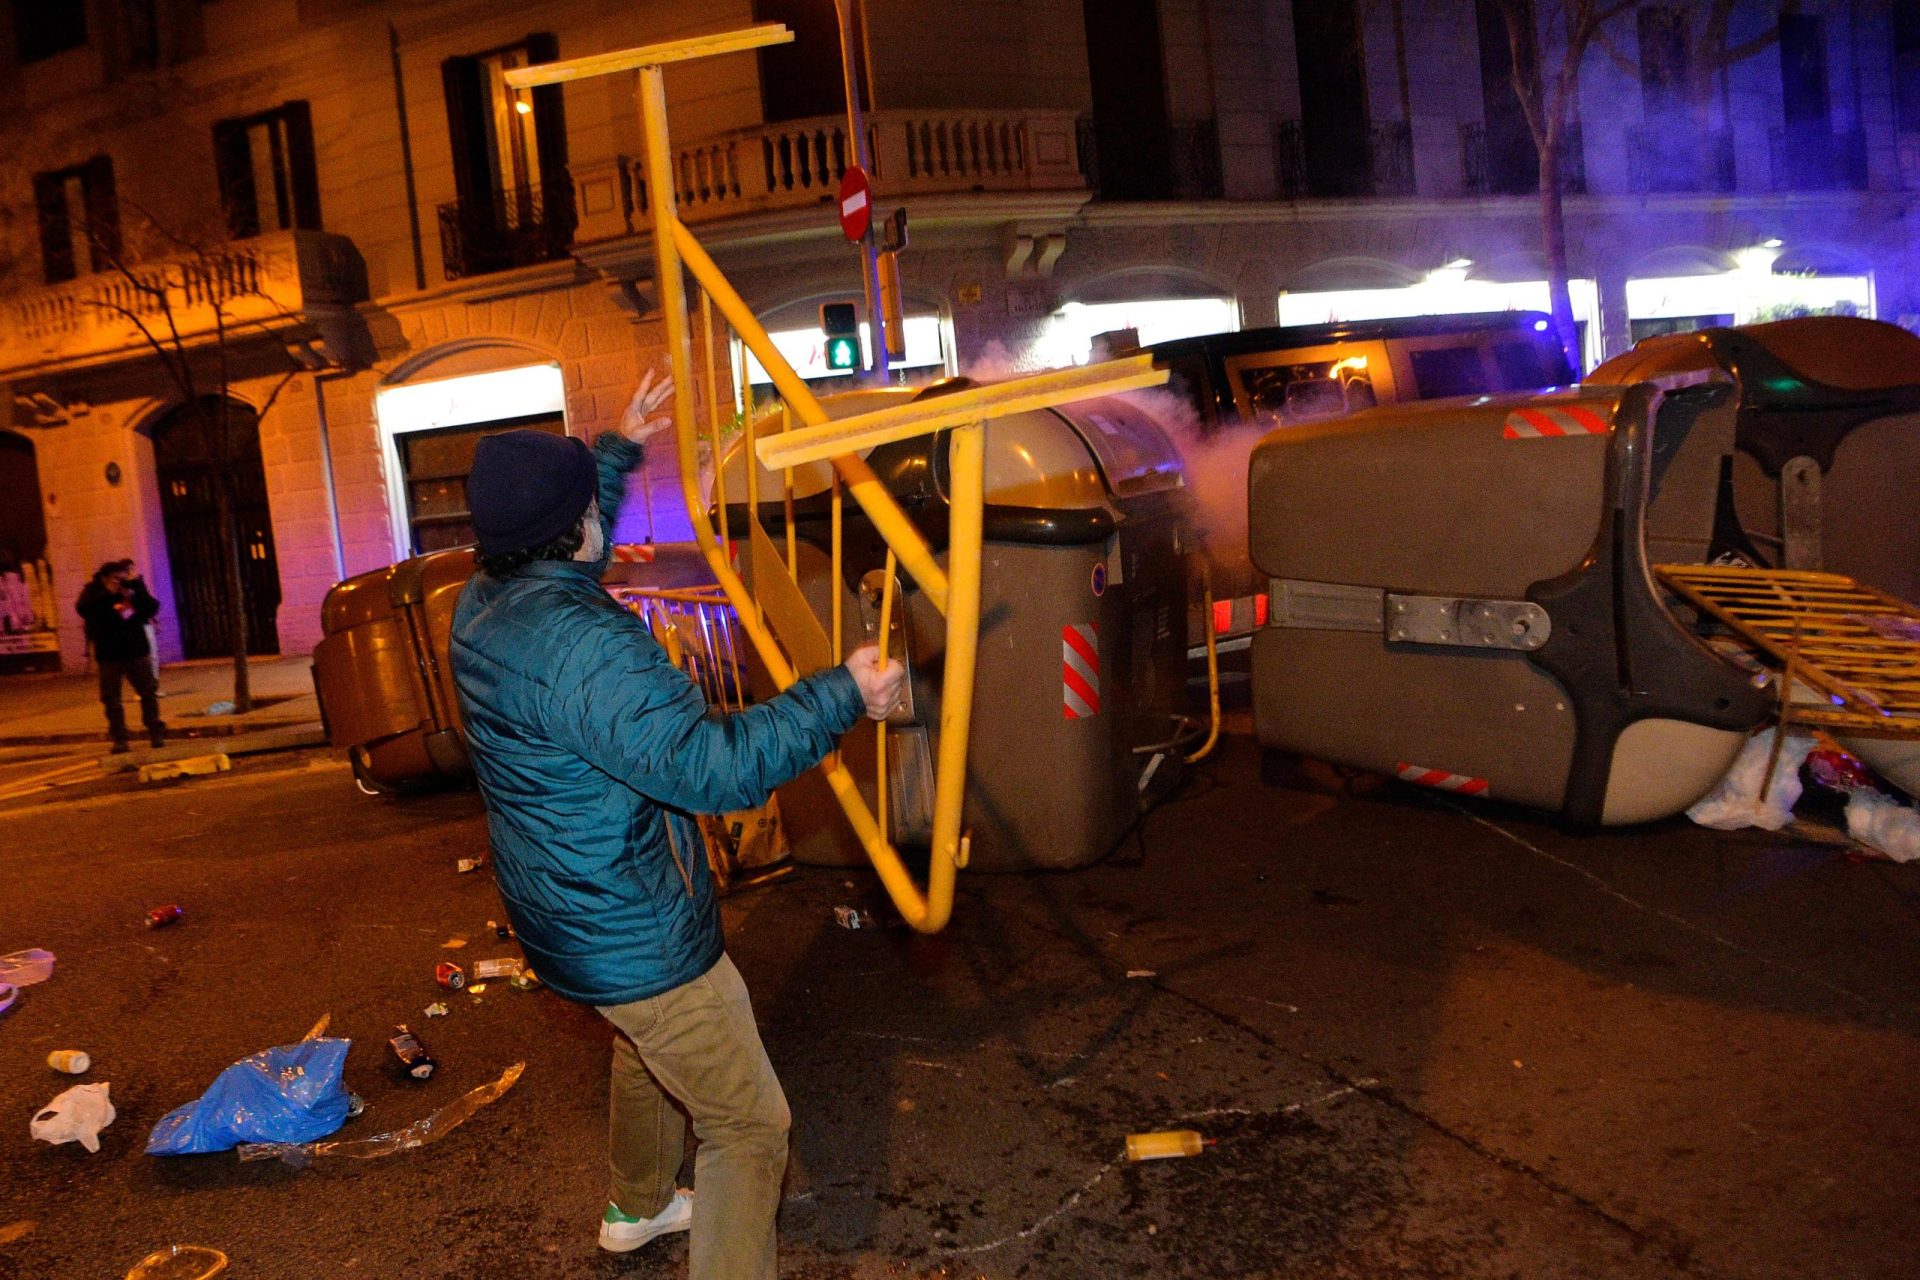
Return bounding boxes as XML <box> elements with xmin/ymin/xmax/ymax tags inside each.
<box><xmin>147</xmin><ymin>1038</ymin><xmax>353</xmax><ymax>1155</ymax></box>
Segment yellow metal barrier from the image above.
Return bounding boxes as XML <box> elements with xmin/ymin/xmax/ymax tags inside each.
<box><xmin>508</xmin><ymin>27</ymin><xmax>1164</xmax><ymax>932</ymax></box>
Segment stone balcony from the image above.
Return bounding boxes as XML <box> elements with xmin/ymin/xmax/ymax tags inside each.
<box><xmin>568</xmin><ymin>106</ymin><xmax>1087</xmax><ymax>243</ymax></box>
<box><xmin>0</xmin><ymin>229</ymin><xmax>368</xmax><ymax>382</ymax></box>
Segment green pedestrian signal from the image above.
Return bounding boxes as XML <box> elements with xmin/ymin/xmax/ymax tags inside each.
<box><xmin>820</xmin><ymin>300</ymin><xmax>861</xmax><ymax>373</ymax></box>
<box><xmin>825</xmin><ymin>333</ymin><xmax>860</xmax><ymax>371</ymax></box>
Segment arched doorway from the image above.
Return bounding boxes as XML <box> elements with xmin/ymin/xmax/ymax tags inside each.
<box><xmin>0</xmin><ymin>429</ymin><xmax>61</xmax><ymax>673</ymax></box>
<box><xmin>149</xmin><ymin>397</ymin><xmax>281</xmax><ymax>657</ymax></box>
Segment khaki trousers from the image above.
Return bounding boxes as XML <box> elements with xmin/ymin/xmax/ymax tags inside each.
<box><xmin>597</xmin><ymin>953</ymin><xmax>789</xmax><ymax>1280</ymax></box>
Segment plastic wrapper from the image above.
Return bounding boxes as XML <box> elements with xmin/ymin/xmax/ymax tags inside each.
<box><xmin>0</xmin><ymin>948</ymin><xmax>55</xmax><ymax>986</ymax></box>
<box><xmin>1686</xmin><ymin>728</ymin><xmax>1815</xmax><ymax>831</ymax></box>
<box><xmin>237</xmin><ymin>1061</ymin><xmax>525</xmax><ymax>1167</ymax></box>
<box><xmin>31</xmin><ymin>1082</ymin><xmax>115</xmax><ymax>1152</ymax></box>
<box><xmin>147</xmin><ymin>1038</ymin><xmax>352</xmax><ymax>1156</ymax></box>
<box><xmin>1845</xmin><ymin>790</ymin><xmax>1920</xmax><ymax>863</ymax></box>
<box><xmin>124</xmin><ymin>1245</ymin><xmax>228</xmax><ymax>1279</ymax></box>
<box><xmin>1806</xmin><ymin>747</ymin><xmax>1875</xmax><ymax>794</ymax></box>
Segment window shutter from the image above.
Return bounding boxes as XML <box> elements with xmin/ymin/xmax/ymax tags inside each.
<box><xmin>33</xmin><ymin>173</ymin><xmax>76</xmax><ymax>284</ymax></box>
<box><xmin>82</xmin><ymin>156</ymin><xmax>122</xmax><ymax>270</ymax></box>
<box><xmin>440</xmin><ymin>54</ymin><xmax>491</xmax><ymax>210</ymax></box>
<box><xmin>213</xmin><ymin>118</ymin><xmax>258</xmax><ymax>238</ymax></box>
<box><xmin>525</xmin><ymin>32</ymin><xmax>572</xmax><ymax>234</ymax></box>
<box><xmin>282</xmin><ymin>101</ymin><xmax>322</xmax><ymax>230</ymax></box>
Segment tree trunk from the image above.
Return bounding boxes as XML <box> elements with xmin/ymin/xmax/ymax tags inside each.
<box><xmin>215</xmin><ymin>470</ymin><xmax>253</xmax><ymax>713</ymax></box>
<box><xmin>1538</xmin><ymin>134</ymin><xmax>1579</xmax><ymax>371</ymax></box>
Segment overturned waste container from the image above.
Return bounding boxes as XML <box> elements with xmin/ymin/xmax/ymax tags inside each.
<box><xmin>312</xmin><ymin>548</ymin><xmax>475</xmax><ymax>793</ymax></box>
<box><xmin>1590</xmin><ymin>315</ymin><xmax>1920</xmax><ymax>604</ymax></box>
<box><xmin>716</xmin><ymin>382</ymin><xmax>1194</xmax><ymax>870</ymax></box>
<box><xmin>312</xmin><ymin>543</ymin><xmax>724</xmax><ymax>793</ymax></box>
<box><xmin>1247</xmin><ymin>383</ymin><xmax>1773</xmax><ymax>825</ymax></box>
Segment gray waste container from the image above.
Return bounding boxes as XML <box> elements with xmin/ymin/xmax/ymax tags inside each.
<box><xmin>716</xmin><ymin>382</ymin><xmax>1194</xmax><ymax>870</ymax></box>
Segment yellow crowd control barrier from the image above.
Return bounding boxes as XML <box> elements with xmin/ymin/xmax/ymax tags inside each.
<box><xmin>508</xmin><ymin>26</ymin><xmax>1166</xmax><ymax>932</ymax></box>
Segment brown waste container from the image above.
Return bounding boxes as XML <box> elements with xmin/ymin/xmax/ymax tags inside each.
<box><xmin>312</xmin><ymin>547</ymin><xmax>475</xmax><ymax>793</ymax></box>
<box><xmin>716</xmin><ymin>382</ymin><xmax>1195</xmax><ymax>870</ymax></box>
<box><xmin>1590</xmin><ymin>315</ymin><xmax>1920</xmax><ymax>603</ymax></box>
<box><xmin>1246</xmin><ymin>383</ymin><xmax>1771</xmax><ymax>826</ymax></box>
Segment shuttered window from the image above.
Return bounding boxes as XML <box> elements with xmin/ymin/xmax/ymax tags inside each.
<box><xmin>31</xmin><ymin>156</ymin><xmax>120</xmax><ymax>285</ymax></box>
<box><xmin>213</xmin><ymin>101</ymin><xmax>322</xmax><ymax>238</ymax></box>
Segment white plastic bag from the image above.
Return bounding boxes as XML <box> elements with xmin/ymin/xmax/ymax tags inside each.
<box><xmin>1845</xmin><ymin>790</ymin><xmax>1920</xmax><ymax>863</ymax></box>
<box><xmin>31</xmin><ymin>1082</ymin><xmax>115</xmax><ymax>1153</ymax></box>
<box><xmin>1686</xmin><ymin>728</ymin><xmax>1816</xmax><ymax>831</ymax></box>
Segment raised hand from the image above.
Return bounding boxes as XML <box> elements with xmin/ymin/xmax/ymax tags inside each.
<box><xmin>615</xmin><ymin>368</ymin><xmax>676</xmax><ymax>444</ymax></box>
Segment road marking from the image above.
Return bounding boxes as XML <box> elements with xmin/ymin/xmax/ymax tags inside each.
<box><xmin>0</xmin><ymin>757</ymin><xmax>100</xmax><ymax>802</ymax></box>
<box><xmin>1450</xmin><ymin>803</ymin><xmax>1897</xmax><ymax>1016</ymax></box>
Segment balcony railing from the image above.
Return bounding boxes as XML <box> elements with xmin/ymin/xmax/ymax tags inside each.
<box><xmin>0</xmin><ymin>229</ymin><xmax>367</xmax><ymax>380</ymax></box>
<box><xmin>1370</xmin><ymin>121</ymin><xmax>1415</xmax><ymax>196</ymax></box>
<box><xmin>567</xmin><ymin>107</ymin><xmax>1086</xmax><ymax>244</ymax></box>
<box><xmin>1461</xmin><ymin>121</ymin><xmax>1586</xmax><ymax>196</ymax></box>
<box><xmin>1275</xmin><ymin>119</ymin><xmax>1307</xmax><ymax>198</ymax></box>
<box><xmin>1074</xmin><ymin>117</ymin><xmax>1223</xmax><ymax>201</ymax></box>
<box><xmin>1273</xmin><ymin>118</ymin><xmax>1427</xmax><ymax>198</ymax></box>
<box><xmin>1629</xmin><ymin>126</ymin><xmax>1736</xmax><ymax>193</ymax></box>
<box><xmin>437</xmin><ymin>182</ymin><xmax>576</xmax><ymax>281</ymax></box>
<box><xmin>1770</xmin><ymin>126</ymin><xmax>1868</xmax><ymax>192</ymax></box>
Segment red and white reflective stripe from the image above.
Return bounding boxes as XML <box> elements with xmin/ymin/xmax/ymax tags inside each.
<box><xmin>1062</xmin><ymin>623</ymin><xmax>1100</xmax><ymax>719</ymax></box>
<box><xmin>609</xmin><ymin>544</ymin><xmax>657</xmax><ymax>563</ymax></box>
<box><xmin>1502</xmin><ymin>405</ymin><xmax>1610</xmax><ymax>439</ymax></box>
<box><xmin>1394</xmin><ymin>762</ymin><xmax>1489</xmax><ymax>795</ymax></box>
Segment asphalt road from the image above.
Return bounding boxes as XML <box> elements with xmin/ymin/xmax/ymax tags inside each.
<box><xmin>2</xmin><ymin>738</ymin><xmax>1917</xmax><ymax>1278</ymax></box>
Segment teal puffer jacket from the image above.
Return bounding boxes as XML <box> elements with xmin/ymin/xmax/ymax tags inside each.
<box><xmin>450</xmin><ymin>434</ymin><xmax>864</xmax><ymax>1006</ymax></box>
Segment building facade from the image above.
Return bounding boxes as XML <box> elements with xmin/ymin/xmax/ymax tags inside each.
<box><xmin>2</xmin><ymin>0</ymin><xmax>1915</xmax><ymax>671</ymax></box>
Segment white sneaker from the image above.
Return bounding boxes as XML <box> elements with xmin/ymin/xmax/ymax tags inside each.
<box><xmin>598</xmin><ymin>1188</ymin><xmax>693</xmax><ymax>1253</ymax></box>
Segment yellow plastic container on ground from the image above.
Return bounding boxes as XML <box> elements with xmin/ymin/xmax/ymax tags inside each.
<box><xmin>1125</xmin><ymin>1129</ymin><xmax>1210</xmax><ymax>1161</ymax></box>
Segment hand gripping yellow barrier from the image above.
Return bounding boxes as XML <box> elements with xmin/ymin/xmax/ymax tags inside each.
<box><xmin>508</xmin><ymin>27</ymin><xmax>1165</xmax><ymax>932</ymax></box>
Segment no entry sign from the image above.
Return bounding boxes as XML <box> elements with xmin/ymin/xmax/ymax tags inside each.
<box><xmin>837</xmin><ymin>166</ymin><xmax>872</xmax><ymax>242</ymax></box>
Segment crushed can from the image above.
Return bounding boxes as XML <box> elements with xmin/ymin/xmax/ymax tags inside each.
<box><xmin>434</xmin><ymin>960</ymin><xmax>467</xmax><ymax>990</ymax></box>
<box><xmin>145</xmin><ymin>904</ymin><xmax>184</xmax><ymax>930</ymax></box>
<box><xmin>389</xmin><ymin>1025</ymin><xmax>436</xmax><ymax>1080</ymax></box>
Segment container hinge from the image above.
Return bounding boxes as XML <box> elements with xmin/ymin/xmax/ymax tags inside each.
<box><xmin>1385</xmin><ymin>593</ymin><xmax>1551</xmax><ymax>651</ymax></box>
<box><xmin>1269</xmin><ymin>579</ymin><xmax>1383</xmax><ymax>632</ymax></box>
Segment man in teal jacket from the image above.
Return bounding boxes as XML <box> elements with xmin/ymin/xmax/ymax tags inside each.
<box><xmin>451</xmin><ymin>372</ymin><xmax>902</xmax><ymax>1277</ymax></box>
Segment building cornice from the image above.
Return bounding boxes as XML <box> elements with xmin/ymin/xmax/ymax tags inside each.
<box><xmin>1070</xmin><ymin>190</ymin><xmax>1914</xmax><ymax>228</ymax></box>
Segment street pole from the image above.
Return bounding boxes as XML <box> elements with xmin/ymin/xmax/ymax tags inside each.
<box><xmin>833</xmin><ymin>0</ymin><xmax>889</xmax><ymax>383</ymax></box>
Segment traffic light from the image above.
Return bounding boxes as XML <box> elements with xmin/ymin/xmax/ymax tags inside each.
<box><xmin>821</xmin><ymin>301</ymin><xmax>861</xmax><ymax>372</ymax></box>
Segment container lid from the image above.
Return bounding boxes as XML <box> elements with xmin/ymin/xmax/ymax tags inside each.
<box><xmin>1052</xmin><ymin>396</ymin><xmax>1186</xmax><ymax>500</ymax></box>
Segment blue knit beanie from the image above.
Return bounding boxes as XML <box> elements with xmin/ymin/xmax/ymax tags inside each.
<box><xmin>467</xmin><ymin>430</ymin><xmax>596</xmax><ymax>557</ymax></box>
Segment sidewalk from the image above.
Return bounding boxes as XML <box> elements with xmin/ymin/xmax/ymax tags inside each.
<box><xmin>0</xmin><ymin>655</ymin><xmax>322</xmax><ymax>749</ymax></box>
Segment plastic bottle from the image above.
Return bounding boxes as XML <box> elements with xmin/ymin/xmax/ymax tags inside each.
<box><xmin>48</xmin><ymin>1049</ymin><xmax>91</xmax><ymax>1074</ymax></box>
<box><xmin>1125</xmin><ymin>1129</ymin><xmax>1211</xmax><ymax>1161</ymax></box>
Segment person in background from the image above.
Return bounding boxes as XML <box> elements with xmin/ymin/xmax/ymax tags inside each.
<box><xmin>115</xmin><ymin>559</ymin><xmax>164</xmax><ymax>688</ymax></box>
<box><xmin>449</xmin><ymin>370</ymin><xmax>904</xmax><ymax>1278</ymax></box>
<box><xmin>75</xmin><ymin>561</ymin><xmax>165</xmax><ymax>753</ymax></box>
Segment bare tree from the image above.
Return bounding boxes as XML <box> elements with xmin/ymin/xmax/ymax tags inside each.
<box><xmin>86</xmin><ymin>207</ymin><xmax>302</xmax><ymax>713</ymax></box>
<box><xmin>1495</xmin><ymin>1</ymin><xmax>1793</xmax><ymax>366</ymax></box>
<box><xmin>1491</xmin><ymin>0</ymin><xmax>1636</xmax><ymax>367</ymax></box>
<box><xmin>1597</xmin><ymin>0</ymin><xmax>1794</xmax><ymax>176</ymax></box>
